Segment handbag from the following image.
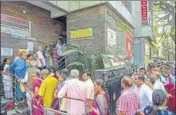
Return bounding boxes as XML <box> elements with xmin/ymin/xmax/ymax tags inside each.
<box><xmin>51</xmin><ymin>98</ymin><xmax>60</xmax><ymax>110</ymax></box>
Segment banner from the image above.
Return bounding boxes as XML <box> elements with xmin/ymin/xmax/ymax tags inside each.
<box><xmin>141</xmin><ymin>0</ymin><xmax>148</xmax><ymax>24</ymax></box>
<box><xmin>126</xmin><ymin>32</ymin><xmax>133</xmax><ymax>59</ymax></box>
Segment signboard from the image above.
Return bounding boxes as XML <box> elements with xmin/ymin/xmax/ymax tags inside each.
<box><xmin>107</xmin><ymin>28</ymin><xmax>116</xmax><ymax>46</ymax></box>
<box><xmin>141</xmin><ymin>0</ymin><xmax>148</xmax><ymax>24</ymax></box>
<box><xmin>70</xmin><ymin>28</ymin><xmax>93</xmax><ymax>39</ymax></box>
<box><xmin>1</xmin><ymin>47</ymin><xmax>13</xmax><ymax>56</ymax></box>
<box><xmin>1</xmin><ymin>14</ymin><xmax>31</xmax><ymax>36</ymax></box>
<box><xmin>126</xmin><ymin>32</ymin><xmax>133</xmax><ymax>59</ymax></box>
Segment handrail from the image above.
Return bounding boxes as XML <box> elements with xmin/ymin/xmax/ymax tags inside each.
<box><xmin>44</xmin><ymin>108</ymin><xmax>71</xmax><ymax>115</ymax></box>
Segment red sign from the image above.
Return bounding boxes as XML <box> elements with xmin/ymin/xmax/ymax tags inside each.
<box><xmin>141</xmin><ymin>0</ymin><xmax>148</xmax><ymax>24</ymax></box>
<box><xmin>126</xmin><ymin>32</ymin><xmax>133</xmax><ymax>59</ymax></box>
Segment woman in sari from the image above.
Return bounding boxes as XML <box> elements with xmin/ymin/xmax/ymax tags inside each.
<box><xmin>32</xmin><ymin>72</ymin><xmax>44</xmax><ymax>115</ymax></box>
<box><xmin>90</xmin><ymin>79</ymin><xmax>109</xmax><ymax>115</ymax></box>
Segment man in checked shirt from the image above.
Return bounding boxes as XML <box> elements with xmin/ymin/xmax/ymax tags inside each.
<box><xmin>116</xmin><ymin>76</ymin><xmax>140</xmax><ymax>115</ymax></box>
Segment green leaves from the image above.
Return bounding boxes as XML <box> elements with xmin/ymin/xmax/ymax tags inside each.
<box><xmin>65</xmin><ymin>44</ymin><xmax>80</xmax><ymax>50</ymax></box>
<box><xmin>66</xmin><ymin>62</ymin><xmax>85</xmax><ymax>68</ymax></box>
<box><xmin>63</xmin><ymin>49</ymin><xmax>83</xmax><ymax>56</ymax></box>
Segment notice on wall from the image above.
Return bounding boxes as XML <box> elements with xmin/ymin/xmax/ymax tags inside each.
<box><xmin>27</xmin><ymin>41</ymin><xmax>34</xmax><ymax>51</ymax></box>
<box><xmin>1</xmin><ymin>14</ymin><xmax>31</xmax><ymax>36</ymax></box>
<box><xmin>19</xmin><ymin>48</ymin><xmax>28</xmax><ymax>54</ymax></box>
<box><xmin>1</xmin><ymin>47</ymin><xmax>13</xmax><ymax>56</ymax></box>
<box><xmin>107</xmin><ymin>28</ymin><xmax>116</xmax><ymax>46</ymax></box>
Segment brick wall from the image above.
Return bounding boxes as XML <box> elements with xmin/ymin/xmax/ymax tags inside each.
<box><xmin>67</xmin><ymin>5</ymin><xmax>106</xmax><ymax>55</ymax></box>
<box><xmin>67</xmin><ymin>5</ymin><xmax>106</xmax><ymax>68</ymax></box>
<box><xmin>1</xmin><ymin>1</ymin><xmax>64</xmax><ymax>59</ymax></box>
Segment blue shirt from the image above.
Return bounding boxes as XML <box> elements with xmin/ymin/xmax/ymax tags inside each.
<box><xmin>9</xmin><ymin>58</ymin><xmax>28</xmax><ymax>79</ymax></box>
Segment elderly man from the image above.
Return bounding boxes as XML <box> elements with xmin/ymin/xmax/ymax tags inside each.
<box><xmin>58</xmin><ymin>69</ymin><xmax>87</xmax><ymax>115</ymax></box>
<box><xmin>133</xmin><ymin>74</ymin><xmax>153</xmax><ymax>111</ymax></box>
<box><xmin>116</xmin><ymin>76</ymin><xmax>140</xmax><ymax>115</ymax></box>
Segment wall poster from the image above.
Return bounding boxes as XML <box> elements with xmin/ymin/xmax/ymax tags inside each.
<box><xmin>1</xmin><ymin>47</ymin><xmax>13</xmax><ymax>56</ymax></box>
<box><xmin>107</xmin><ymin>28</ymin><xmax>116</xmax><ymax>46</ymax></box>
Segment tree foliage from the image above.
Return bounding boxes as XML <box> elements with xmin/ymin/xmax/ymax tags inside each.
<box><xmin>149</xmin><ymin>1</ymin><xmax>175</xmax><ymax>60</ymax></box>
<box><xmin>154</xmin><ymin>1</ymin><xmax>175</xmax><ymax>43</ymax></box>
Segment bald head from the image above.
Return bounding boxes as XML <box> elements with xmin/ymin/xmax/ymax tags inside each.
<box><xmin>121</xmin><ymin>76</ymin><xmax>134</xmax><ymax>88</ymax></box>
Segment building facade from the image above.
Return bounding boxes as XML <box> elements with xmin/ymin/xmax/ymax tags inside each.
<box><xmin>1</xmin><ymin>1</ymin><xmax>153</xmax><ymax>67</ymax></box>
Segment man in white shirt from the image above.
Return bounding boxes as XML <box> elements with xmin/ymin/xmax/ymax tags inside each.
<box><xmin>133</xmin><ymin>73</ymin><xmax>153</xmax><ymax>111</ymax></box>
<box><xmin>82</xmin><ymin>70</ymin><xmax>94</xmax><ymax>106</ymax></box>
<box><xmin>36</xmin><ymin>46</ymin><xmax>46</xmax><ymax>70</ymax></box>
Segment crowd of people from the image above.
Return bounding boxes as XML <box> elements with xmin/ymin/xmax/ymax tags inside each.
<box><xmin>1</xmin><ymin>42</ymin><xmax>176</xmax><ymax>115</ymax></box>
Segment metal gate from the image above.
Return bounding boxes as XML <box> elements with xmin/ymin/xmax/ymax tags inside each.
<box><xmin>94</xmin><ymin>64</ymin><xmax>138</xmax><ymax>115</ymax></box>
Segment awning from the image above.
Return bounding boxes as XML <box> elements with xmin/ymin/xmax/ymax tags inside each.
<box><xmin>134</xmin><ymin>25</ymin><xmax>153</xmax><ymax>40</ymax></box>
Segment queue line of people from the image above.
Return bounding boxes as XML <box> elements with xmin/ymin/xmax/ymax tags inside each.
<box><xmin>1</xmin><ymin>47</ymin><xmax>175</xmax><ymax>115</ymax></box>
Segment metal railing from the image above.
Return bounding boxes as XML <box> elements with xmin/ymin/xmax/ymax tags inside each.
<box><xmin>1</xmin><ymin>73</ymin><xmax>89</xmax><ymax>115</ymax></box>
